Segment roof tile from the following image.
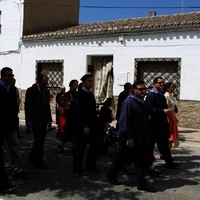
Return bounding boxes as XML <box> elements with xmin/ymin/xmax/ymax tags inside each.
<box><xmin>23</xmin><ymin>12</ymin><xmax>200</xmax><ymax>41</ymax></box>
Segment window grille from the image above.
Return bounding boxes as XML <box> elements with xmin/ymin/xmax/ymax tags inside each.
<box><xmin>135</xmin><ymin>58</ymin><xmax>181</xmax><ymax>98</ymax></box>
<box><xmin>36</xmin><ymin>60</ymin><xmax>64</xmax><ymax>96</ymax></box>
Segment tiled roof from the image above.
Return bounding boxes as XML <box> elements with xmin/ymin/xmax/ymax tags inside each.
<box><xmin>23</xmin><ymin>12</ymin><xmax>200</xmax><ymax>41</ymax></box>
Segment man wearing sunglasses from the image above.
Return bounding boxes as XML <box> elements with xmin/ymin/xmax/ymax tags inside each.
<box><xmin>145</xmin><ymin>77</ymin><xmax>181</xmax><ymax>169</ymax></box>
<box><xmin>0</xmin><ymin>67</ymin><xmax>19</xmax><ymax>192</ymax></box>
<box><xmin>107</xmin><ymin>80</ymin><xmax>157</xmax><ymax>193</ymax></box>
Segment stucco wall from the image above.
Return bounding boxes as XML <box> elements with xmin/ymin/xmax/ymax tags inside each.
<box><xmin>2</xmin><ymin>30</ymin><xmax>200</xmax><ymax>100</ymax></box>
<box><xmin>16</xmin><ymin>30</ymin><xmax>200</xmax><ymax>101</ymax></box>
<box><xmin>0</xmin><ymin>0</ymin><xmax>23</xmax><ymax>51</ymax></box>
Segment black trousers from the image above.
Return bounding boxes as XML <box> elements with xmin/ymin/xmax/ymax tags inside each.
<box><xmin>29</xmin><ymin>126</ymin><xmax>47</xmax><ymax>165</ymax></box>
<box><xmin>149</xmin><ymin>136</ymin><xmax>173</xmax><ymax>165</ymax></box>
<box><xmin>0</xmin><ymin>141</ymin><xmax>10</xmax><ymax>188</ymax></box>
<box><xmin>73</xmin><ymin>133</ymin><xmax>99</xmax><ymax>172</ymax></box>
<box><xmin>109</xmin><ymin>138</ymin><xmax>148</xmax><ymax>187</ymax></box>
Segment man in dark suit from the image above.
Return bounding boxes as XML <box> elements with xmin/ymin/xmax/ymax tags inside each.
<box><xmin>145</xmin><ymin>77</ymin><xmax>181</xmax><ymax>169</ymax></box>
<box><xmin>73</xmin><ymin>74</ymin><xmax>100</xmax><ymax>175</ymax></box>
<box><xmin>25</xmin><ymin>73</ymin><xmax>52</xmax><ymax>169</ymax></box>
<box><xmin>0</xmin><ymin>67</ymin><xmax>18</xmax><ymax>192</ymax></box>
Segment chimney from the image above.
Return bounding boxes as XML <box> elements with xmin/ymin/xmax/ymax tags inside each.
<box><xmin>149</xmin><ymin>11</ymin><xmax>156</xmax><ymax>17</ymax></box>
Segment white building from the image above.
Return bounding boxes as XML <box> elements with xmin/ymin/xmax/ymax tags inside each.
<box><xmin>1</xmin><ymin>0</ymin><xmax>200</xmax><ymax>128</ymax></box>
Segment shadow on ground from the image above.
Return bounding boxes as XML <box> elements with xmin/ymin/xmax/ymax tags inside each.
<box><xmin>1</xmin><ymin>124</ymin><xmax>200</xmax><ymax>199</ymax></box>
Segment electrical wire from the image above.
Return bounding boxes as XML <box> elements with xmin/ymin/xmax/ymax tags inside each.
<box><xmin>25</xmin><ymin>2</ymin><xmax>200</xmax><ymax>10</ymax></box>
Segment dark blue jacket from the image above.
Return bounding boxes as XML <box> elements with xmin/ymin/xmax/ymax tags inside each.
<box><xmin>145</xmin><ymin>89</ymin><xmax>169</xmax><ymax>140</ymax></box>
<box><xmin>25</xmin><ymin>83</ymin><xmax>52</xmax><ymax>128</ymax></box>
<box><xmin>0</xmin><ymin>84</ymin><xmax>19</xmax><ymax>133</ymax></box>
<box><xmin>117</xmin><ymin>94</ymin><xmax>149</xmax><ymax>149</ymax></box>
<box><xmin>73</xmin><ymin>88</ymin><xmax>99</xmax><ymax>134</ymax></box>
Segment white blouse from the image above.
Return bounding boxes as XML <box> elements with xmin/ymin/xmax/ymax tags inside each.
<box><xmin>164</xmin><ymin>92</ymin><xmax>176</xmax><ymax>111</ymax></box>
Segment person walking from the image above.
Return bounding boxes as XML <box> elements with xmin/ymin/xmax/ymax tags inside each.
<box><xmin>0</xmin><ymin>67</ymin><xmax>18</xmax><ymax>192</ymax></box>
<box><xmin>56</xmin><ymin>80</ymin><xmax>78</xmax><ymax>152</ymax></box>
<box><xmin>25</xmin><ymin>72</ymin><xmax>52</xmax><ymax>169</ymax></box>
<box><xmin>145</xmin><ymin>77</ymin><xmax>181</xmax><ymax>169</ymax></box>
<box><xmin>73</xmin><ymin>74</ymin><xmax>100</xmax><ymax>175</ymax></box>
<box><xmin>164</xmin><ymin>82</ymin><xmax>179</xmax><ymax>148</ymax></box>
<box><xmin>107</xmin><ymin>80</ymin><xmax>157</xmax><ymax>193</ymax></box>
<box><xmin>0</xmin><ymin>67</ymin><xmax>27</xmax><ymax>178</ymax></box>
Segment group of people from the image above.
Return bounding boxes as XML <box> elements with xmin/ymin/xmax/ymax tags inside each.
<box><xmin>54</xmin><ymin>75</ymin><xmax>181</xmax><ymax>193</ymax></box>
<box><xmin>107</xmin><ymin>77</ymin><xmax>180</xmax><ymax>193</ymax></box>
<box><xmin>0</xmin><ymin>66</ymin><xmax>180</xmax><ymax>194</ymax></box>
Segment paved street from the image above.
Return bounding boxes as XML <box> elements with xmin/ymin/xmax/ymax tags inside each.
<box><xmin>0</xmin><ymin>119</ymin><xmax>200</xmax><ymax>200</ymax></box>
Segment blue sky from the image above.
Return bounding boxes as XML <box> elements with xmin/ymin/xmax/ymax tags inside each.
<box><xmin>79</xmin><ymin>0</ymin><xmax>200</xmax><ymax>23</ymax></box>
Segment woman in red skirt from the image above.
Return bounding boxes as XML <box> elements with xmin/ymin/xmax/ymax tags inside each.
<box><xmin>56</xmin><ymin>80</ymin><xmax>78</xmax><ymax>152</ymax></box>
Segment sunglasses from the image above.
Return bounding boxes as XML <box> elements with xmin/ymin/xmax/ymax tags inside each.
<box><xmin>135</xmin><ymin>88</ymin><xmax>147</xmax><ymax>91</ymax></box>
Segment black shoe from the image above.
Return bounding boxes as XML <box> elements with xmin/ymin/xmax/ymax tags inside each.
<box><xmin>85</xmin><ymin>167</ymin><xmax>101</xmax><ymax>174</ymax></box>
<box><xmin>74</xmin><ymin>170</ymin><xmax>87</xmax><ymax>176</ymax></box>
<box><xmin>137</xmin><ymin>185</ymin><xmax>157</xmax><ymax>193</ymax></box>
<box><xmin>166</xmin><ymin>162</ymin><xmax>181</xmax><ymax>169</ymax></box>
<box><xmin>106</xmin><ymin>172</ymin><xmax>121</xmax><ymax>185</ymax></box>
<box><xmin>0</xmin><ymin>184</ymin><xmax>18</xmax><ymax>193</ymax></box>
<box><xmin>34</xmin><ymin>163</ymin><xmax>48</xmax><ymax>169</ymax></box>
<box><xmin>12</xmin><ymin>170</ymin><xmax>29</xmax><ymax>178</ymax></box>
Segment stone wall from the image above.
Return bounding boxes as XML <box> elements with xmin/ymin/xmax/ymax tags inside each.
<box><xmin>176</xmin><ymin>100</ymin><xmax>200</xmax><ymax>129</ymax></box>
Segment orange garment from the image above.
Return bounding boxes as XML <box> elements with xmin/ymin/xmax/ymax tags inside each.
<box><xmin>56</xmin><ymin>107</ymin><xmax>67</xmax><ymax>141</ymax></box>
<box><xmin>167</xmin><ymin>111</ymin><xmax>179</xmax><ymax>148</ymax></box>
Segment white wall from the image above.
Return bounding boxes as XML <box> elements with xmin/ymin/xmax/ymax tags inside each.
<box><xmin>1</xmin><ymin>27</ymin><xmax>200</xmax><ymax>101</ymax></box>
<box><xmin>0</xmin><ymin>0</ymin><xmax>23</xmax><ymax>69</ymax></box>
<box><xmin>0</xmin><ymin>0</ymin><xmax>23</xmax><ymax>50</ymax></box>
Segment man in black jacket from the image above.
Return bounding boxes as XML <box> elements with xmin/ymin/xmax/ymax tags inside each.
<box><xmin>0</xmin><ymin>67</ymin><xmax>18</xmax><ymax>192</ymax></box>
<box><xmin>145</xmin><ymin>77</ymin><xmax>181</xmax><ymax>169</ymax></box>
<box><xmin>0</xmin><ymin>67</ymin><xmax>27</xmax><ymax>178</ymax></box>
<box><xmin>73</xmin><ymin>74</ymin><xmax>100</xmax><ymax>175</ymax></box>
<box><xmin>25</xmin><ymin>73</ymin><xmax>52</xmax><ymax>169</ymax></box>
